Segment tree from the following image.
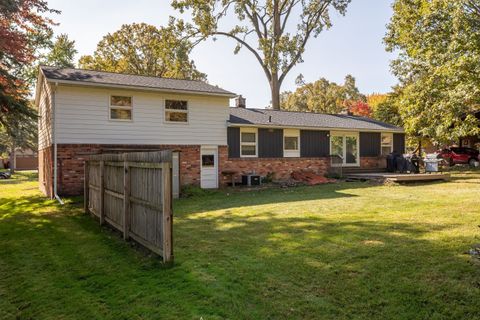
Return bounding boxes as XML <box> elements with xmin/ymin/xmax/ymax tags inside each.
<box><xmin>0</xmin><ymin>105</ymin><xmax>37</xmax><ymax>173</ymax></box>
<box><xmin>280</xmin><ymin>74</ymin><xmax>364</xmax><ymax>114</ymax></box>
<box><xmin>172</xmin><ymin>0</ymin><xmax>352</xmax><ymax>109</ymax></box>
<box><xmin>366</xmin><ymin>93</ymin><xmax>388</xmax><ymax>112</ymax></box>
<box><xmin>385</xmin><ymin>0</ymin><xmax>480</xmax><ymax>144</ymax></box>
<box><xmin>44</xmin><ymin>34</ymin><xmax>77</xmax><ymax>68</ymax></box>
<box><xmin>371</xmin><ymin>97</ymin><xmax>402</xmax><ymax>127</ymax></box>
<box><xmin>348</xmin><ymin>101</ymin><xmax>371</xmax><ymax>117</ymax></box>
<box><xmin>79</xmin><ymin>22</ymin><xmax>206</xmax><ymax>81</ymax></box>
<box><xmin>23</xmin><ymin>34</ymin><xmax>78</xmax><ymax>87</ymax></box>
<box><xmin>0</xmin><ymin>0</ymin><xmax>57</xmax><ymax>133</ymax></box>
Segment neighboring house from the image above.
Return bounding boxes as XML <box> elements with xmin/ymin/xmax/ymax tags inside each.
<box><xmin>35</xmin><ymin>66</ymin><xmax>405</xmax><ymax>198</ymax></box>
<box><xmin>0</xmin><ymin>148</ymin><xmax>37</xmax><ymax>171</ymax></box>
<box><xmin>13</xmin><ymin>148</ymin><xmax>38</xmax><ymax>170</ymax></box>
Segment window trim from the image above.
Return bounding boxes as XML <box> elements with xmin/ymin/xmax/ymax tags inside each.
<box><xmin>240</xmin><ymin>127</ymin><xmax>258</xmax><ymax>158</ymax></box>
<box><xmin>109</xmin><ymin>95</ymin><xmax>133</xmax><ymax>122</ymax></box>
<box><xmin>283</xmin><ymin>128</ymin><xmax>300</xmax><ymax>157</ymax></box>
<box><xmin>381</xmin><ymin>132</ymin><xmax>393</xmax><ymax>155</ymax></box>
<box><xmin>164</xmin><ymin>99</ymin><xmax>189</xmax><ymax>124</ymax></box>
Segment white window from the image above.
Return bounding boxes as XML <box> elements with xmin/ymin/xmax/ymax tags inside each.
<box><xmin>381</xmin><ymin>133</ymin><xmax>393</xmax><ymax>155</ymax></box>
<box><xmin>240</xmin><ymin>128</ymin><xmax>257</xmax><ymax>157</ymax></box>
<box><xmin>165</xmin><ymin>100</ymin><xmax>188</xmax><ymax>123</ymax></box>
<box><xmin>330</xmin><ymin>131</ymin><xmax>360</xmax><ymax>167</ymax></box>
<box><xmin>110</xmin><ymin>95</ymin><xmax>132</xmax><ymax>121</ymax></box>
<box><xmin>283</xmin><ymin>128</ymin><xmax>300</xmax><ymax>157</ymax></box>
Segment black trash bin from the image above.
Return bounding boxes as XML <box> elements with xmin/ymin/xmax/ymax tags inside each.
<box><xmin>395</xmin><ymin>154</ymin><xmax>407</xmax><ymax>173</ymax></box>
<box><xmin>386</xmin><ymin>153</ymin><xmax>397</xmax><ymax>172</ymax></box>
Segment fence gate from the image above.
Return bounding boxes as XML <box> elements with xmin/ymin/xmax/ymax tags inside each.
<box><xmin>84</xmin><ymin>150</ymin><xmax>173</xmax><ymax>263</ymax></box>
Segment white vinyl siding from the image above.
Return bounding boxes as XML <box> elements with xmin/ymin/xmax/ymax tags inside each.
<box><xmin>37</xmin><ymin>78</ymin><xmax>53</xmax><ymax>150</ymax></box>
<box><xmin>54</xmin><ymin>85</ymin><xmax>229</xmax><ymax>145</ymax></box>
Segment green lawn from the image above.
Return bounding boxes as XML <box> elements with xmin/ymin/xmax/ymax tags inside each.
<box><xmin>1</xmin><ymin>171</ymin><xmax>480</xmax><ymax>319</ymax></box>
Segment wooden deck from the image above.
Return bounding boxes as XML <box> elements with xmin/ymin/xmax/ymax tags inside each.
<box><xmin>346</xmin><ymin>172</ymin><xmax>451</xmax><ymax>182</ymax></box>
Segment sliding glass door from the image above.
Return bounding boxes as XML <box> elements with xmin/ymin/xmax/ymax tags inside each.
<box><xmin>330</xmin><ymin>132</ymin><xmax>359</xmax><ymax>166</ymax></box>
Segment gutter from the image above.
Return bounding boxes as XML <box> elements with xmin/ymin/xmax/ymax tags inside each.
<box><xmin>45</xmin><ymin>78</ymin><xmax>237</xmax><ymax>98</ymax></box>
<box><xmin>227</xmin><ymin>122</ymin><xmax>405</xmax><ymax>134</ymax></box>
<box><xmin>51</xmin><ymin>82</ymin><xmax>64</xmax><ymax>205</ymax></box>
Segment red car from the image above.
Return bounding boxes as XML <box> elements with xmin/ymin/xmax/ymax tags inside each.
<box><xmin>438</xmin><ymin>147</ymin><xmax>480</xmax><ymax>166</ymax></box>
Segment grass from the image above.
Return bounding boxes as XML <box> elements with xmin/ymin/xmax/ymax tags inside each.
<box><xmin>1</xmin><ymin>171</ymin><xmax>480</xmax><ymax>319</ymax></box>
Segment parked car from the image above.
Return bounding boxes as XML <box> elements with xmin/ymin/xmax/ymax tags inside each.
<box><xmin>438</xmin><ymin>147</ymin><xmax>480</xmax><ymax>167</ymax></box>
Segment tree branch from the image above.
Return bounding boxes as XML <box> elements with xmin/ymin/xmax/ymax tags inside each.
<box><xmin>279</xmin><ymin>1</ymin><xmax>332</xmax><ymax>83</ymax></box>
<box><xmin>212</xmin><ymin>31</ymin><xmax>272</xmax><ymax>81</ymax></box>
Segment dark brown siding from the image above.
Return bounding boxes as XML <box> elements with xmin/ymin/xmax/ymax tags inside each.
<box><xmin>227</xmin><ymin>127</ymin><xmax>240</xmax><ymax>158</ymax></box>
<box><xmin>258</xmin><ymin>128</ymin><xmax>283</xmax><ymax>158</ymax></box>
<box><xmin>360</xmin><ymin>132</ymin><xmax>381</xmax><ymax>157</ymax></box>
<box><xmin>300</xmin><ymin>130</ymin><xmax>329</xmax><ymax>157</ymax></box>
<box><xmin>393</xmin><ymin>133</ymin><xmax>406</xmax><ymax>153</ymax></box>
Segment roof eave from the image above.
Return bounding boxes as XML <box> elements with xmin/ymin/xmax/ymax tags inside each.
<box><xmin>44</xmin><ymin>78</ymin><xmax>237</xmax><ymax>98</ymax></box>
<box><xmin>227</xmin><ymin>122</ymin><xmax>405</xmax><ymax>133</ymax></box>
<box><xmin>34</xmin><ymin>67</ymin><xmax>46</xmax><ymax>109</ymax></box>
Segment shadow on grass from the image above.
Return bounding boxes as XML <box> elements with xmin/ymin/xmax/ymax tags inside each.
<box><xmin>0</xmin><ymin>171</ymin><xmax>38</xmax><ymax>185</ymax></box>
<box><xmin>172</xmin><ymin>208</ymin><xmax>480</xmax><ymax>319</ymax></box>
<box><xmin>1</xmin><ymin>175</ymin><xmax>479</xmax><ymax>319</ymax></box>
<box><xmin>176</xmin><ymin>181</ymin><xmax>377</xmax><ymax>216</ymax></box>
<box><xmin>0</xmin><ymin>195</ymin><xmax>218</xmax><ymax>319</ymax></box>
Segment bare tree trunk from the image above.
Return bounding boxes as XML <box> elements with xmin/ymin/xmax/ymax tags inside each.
<box><xmin>9</xmin><ymin>144</ymin><xmax>15</xmax><ymax>174</ymax></box>
<box><xmin>270</xmin><ymin>75</ymin><xmax>281</xmax><ymax>110</ymax></box>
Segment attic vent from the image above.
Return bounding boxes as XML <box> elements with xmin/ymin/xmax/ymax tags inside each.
<box><xmin>268</xmin><ymin>115</ymin><xmax>272</xmax><ymax>123</ymax></box>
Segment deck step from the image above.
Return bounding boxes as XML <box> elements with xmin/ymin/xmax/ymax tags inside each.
<box><xmin>345</xmin><ymin>172</ymin><xmax>450</xmax><ymax>183</ymax></box>
<box><xmin>342</xmin><ymin>167</ymin><xmax>387</xmax><ymax>174</ymax></box>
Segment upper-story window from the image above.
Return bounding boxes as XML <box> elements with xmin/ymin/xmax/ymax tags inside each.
<box><xmin>240</xmin><ymin>128</ymin><xmax>257</xmax><ymax>157</ymax></box>
<box><xmin>165</xmin><ymin>100</ymin><xmax>188</xmax><ymax>123</ymax></box>
<box><xmin>110</xmin><ymin>96</ymin><xmax>132</xmax><ymax>121</ymax></box>
<box><xmin>381</xmin><ymin>133</ymin><xmax>393</xmax><ymax>155</ymax></box>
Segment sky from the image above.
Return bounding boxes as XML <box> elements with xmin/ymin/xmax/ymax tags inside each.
<box><xmin>47</xmin><ymin>0</ymin><xmax>398</xmax><ymax>108</ymax></box>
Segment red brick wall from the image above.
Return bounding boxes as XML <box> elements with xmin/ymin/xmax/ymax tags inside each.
<box><xmin>220</xmin><ymin>148</ymin><xmax>387</xmax><ymax>186</ymax></box>
<box><xmin>360</xmin><ymin>156</ymin><xmax>387</xmax><ymax>169</ymax></box>
<box><xmin>38</xmin><ymin>146</ymin><xmax>53</xmax><ymax>197</ymax></box>
<box><xmin>54</xmin><ymin>144</ymin><xmax>203</xmax><ymax>196</ymax></box>
<box><xmin>44</xmin><ymin>144</ymin><xmax>389</xmax><ymax>197</ymax></box>
<box><xmin>220</xmin><ymin>148</ymin><xmax>330</xmax><ymax>185</ymax></box>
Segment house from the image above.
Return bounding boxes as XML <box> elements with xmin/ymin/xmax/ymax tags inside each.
<box><xmin>35</xmin><ymin>66</ymin><xmax>405</xmax><ymax>198</ymax></box>
<box><xmin>0</xmin><ymin>148</ymin><xmax>37</xmax><ymax>171</ymax></box>
<box><xmin>12</xmin><ymin>148</ymin><xmax>38</xmax><ymax>170</ymax></box>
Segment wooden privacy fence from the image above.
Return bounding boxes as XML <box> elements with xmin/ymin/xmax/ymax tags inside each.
<box><xmin>84</xmin><ymin>150</ymin><xmax>173</xmax><ymax>263</ymax></box>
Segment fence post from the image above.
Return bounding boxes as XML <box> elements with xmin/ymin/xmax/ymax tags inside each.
<box><xmin>162</xmin><ymin>162</ymin><xmax>173</xmax><ymax>264</ymax></box>
<box><xmin>123</xmin><ymin>157</ymin><xmax>131</xmax><ymax>240</ymax></box>
<box><xmin>84</xmin><ymin>161</ymin><xmax>89</xmax><ymax>214</ymax></box>
<box><xmin>99</xmin><ymin>160</ymin><xmax>105</xmax><ymax>225</ymax></box>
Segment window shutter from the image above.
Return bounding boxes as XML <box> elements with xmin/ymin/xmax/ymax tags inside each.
<box><xmin>393</xmin><ymin>133</ymin><xmax>406</xmax><ymax>154</ymax></box>
<box><xmin>258</xmin><ymin>128</ymin><xmax>283</xmax><ymax>158</ymax></box>
<box><xmin>300</xmin><ymin>130</ymin><xmax>329</xmax><ymax>157</ymax></box>
<box><xmin>360</xmin><ymin>132</ymin><xmax>381</xmax><ymax>157</ymax></box>
<box><xmin>227</xmin><ymin>127</ymin><xmax>240</xmax><ymax>158</ymax></box>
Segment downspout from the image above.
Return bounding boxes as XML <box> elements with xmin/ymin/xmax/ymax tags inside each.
<box><xmin>52</xmin><ymin>82</ymin><xmax>64</xmax><ymax>205</ymax></box>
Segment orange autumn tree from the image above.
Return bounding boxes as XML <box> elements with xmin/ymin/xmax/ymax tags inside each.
<box><xmin>0</xmin><ymin>0</ymin><xmax>57</xmax><ymax>132</ymax></box>
<box><xmin>348</xmin><ymin>100</ymin><xmax>372</xmax><ymax>117</ymax></box>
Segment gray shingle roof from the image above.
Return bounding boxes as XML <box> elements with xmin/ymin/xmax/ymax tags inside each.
<box><xmin>229</xmin><ymin>107</ymin><xmax>403</xmax><ymax>132</ymax></box>
<box><xmin>40</xmin><ymin>66</ymin><xmax>235</xmax><ymax>97</ymax></box>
